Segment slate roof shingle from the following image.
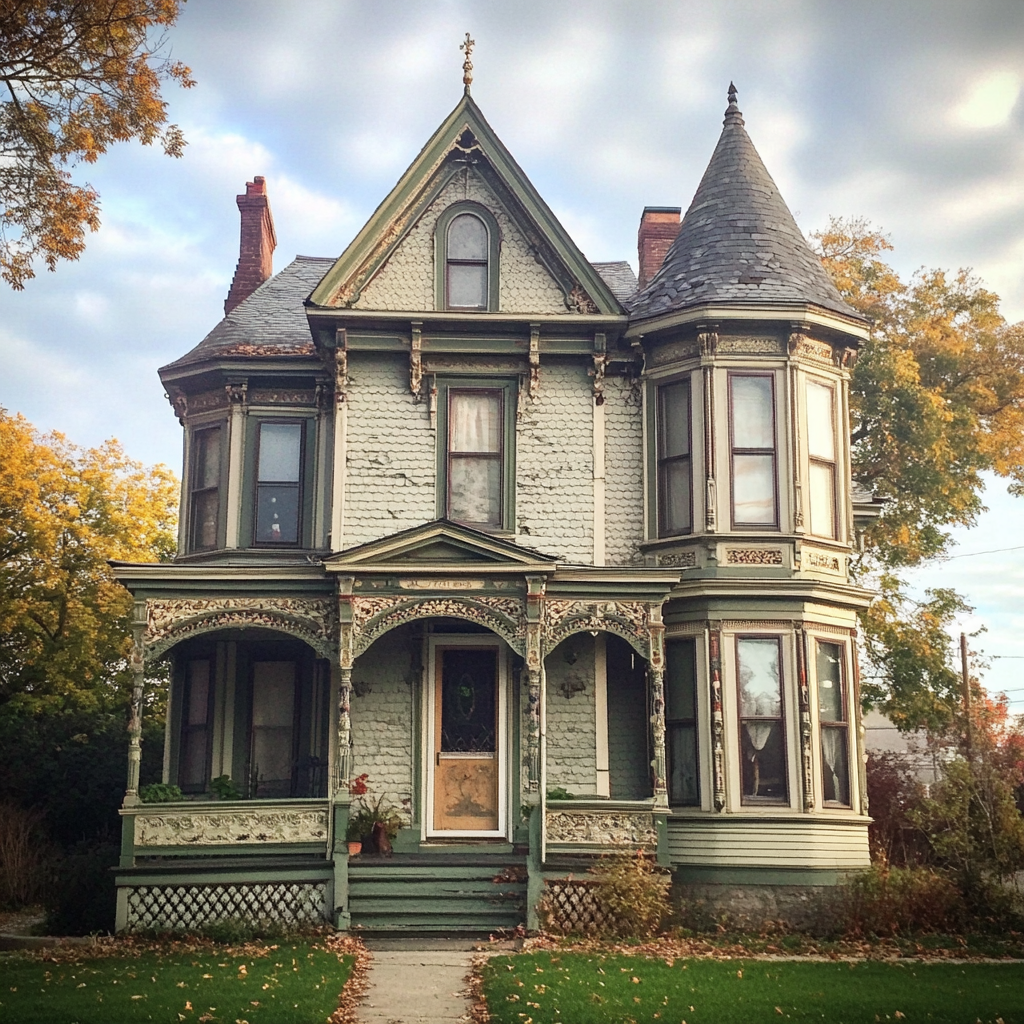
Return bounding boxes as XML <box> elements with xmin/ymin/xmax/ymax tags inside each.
<box><xmin>591</xmin><ymin>261</ymin><xmax>638</xmax><ymax>303</ymax></box>
<box><xmin>627</xmin><ymin>91</ymin><xmax>861</xmax><ymax>324</ymax></box>
<box><xmin>160</xmin><ymin>256</ymin><xmax>334</xmax><ymax>371</ymax></box>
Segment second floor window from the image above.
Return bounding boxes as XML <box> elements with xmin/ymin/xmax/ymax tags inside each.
<box><xmin>729</xmin><ymin>373</ymin><xmax>778</xmax><ymax>528</ymax></box>
<box><xmin>657</xmin><ymin>380</ymin><xmax>692</xmax><ymax>535</ymax></box>
<box><xmin>189</xmin><ymin>426</ymin><xmax>221</xmax><ymax>551</ymax></box>
<box><xmin>254</xmin><ymin>421</ymin><xmax>303</xmax><ymax>545</ymax></box>
<box><xmin>447</xmin><ymin>389</ymin><xmax>503</xmax><ymax>527</ymax></box>
<box><xmin>446</xmin><ymin>213</ymin><xmax>489</xmax><ymax>310</ymax></box>
<box><xmin>806</xmin><ymin>381</ymin><xmax>837</xmax><ymax>539</ymax></box>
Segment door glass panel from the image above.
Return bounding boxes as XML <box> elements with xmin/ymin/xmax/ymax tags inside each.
<box><xmin>733</xmin><ymin>453</ymin><xmax>775</xmax><ymax>524</ymax></box>
<box><xmin>251</xmin><ymin>661</ymin><xmax>296</xmax><ymax>798</ymax></box>
<box><xmin>258</xmin><ymin>423</ymin><xmax>301</xmax><ymax>482</ymax></box>
<box><xmin>440</xmin><ymin>649</ymin><xmax>497</xmax><ymax>752</ymax></box>
<box><xmin>806</xmin><ymin>382</ymin><xmax>836</xmax><ymax>460</ymax></box>
<box><xmin>731</xmin><ymin>375</ymin><xmax>774</xmax><ymax>448</ymax></box>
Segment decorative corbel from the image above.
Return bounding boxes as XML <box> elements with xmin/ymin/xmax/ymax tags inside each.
<box><xmin>225</xmin><ymin>381</ymin><xmax>248</xmax><ymax>407</ymax></box>
<box><xmin>410</xmin><ymin>321</ymin><xmax>423</xmax><ymax>399</ymax></box>
<box><xmin>528</xmin><ymin>323</ymin><xmax>540</xmax><ymax>401</ymax></box>
<box><xmin>787</xmin><ymin>330</ymin><xmax>806</xmax><ymax>355</ymax></box>
<box><xmin>167</xmin><ymin>389</ymin><xmax>188</xmax><ymax>425</ymax></box>
<box><xmin>698</xmin><ymin>329</ymin><xmax>718</xmax><ymax>358</ymax></box>
<box><xmin>334</xmin><ymin>328</ymin><xmax>349</xmax><ymax>406</ymax></box>
<box><xmin>590</xmin><ymin>332</ymin><xmax>607</xmax><ymax>405</ymax></box>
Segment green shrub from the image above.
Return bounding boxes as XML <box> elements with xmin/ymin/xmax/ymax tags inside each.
<box><xmin>210</xmin><ymin>775</ymin><xmax>242</xmax><ymax>800</ymax></box>
<box><xmin>587</xmin><ymin>849</ymin><xmax>671</xmax><ymax>938</ymax></box>
<box><xmin>44</xmin><ymin>840</ymin><xmax>118</xmax><ymax>935</ymax></box>
<box><xmin>139</xmin><ymin>782</ymin><xmax>183</xmax><ymax>803</ymax></box>
<box><xmin>0</xmin><ymin>800</ymin><xmax>51</xmax><ymax>908</ymax></box>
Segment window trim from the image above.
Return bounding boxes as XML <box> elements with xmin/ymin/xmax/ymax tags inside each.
<box><xmin>728</xmin><ymin>371</ymin><xmax>779</xmax><ymax>530</ymax></box>
<box><xmin>735</xmin><ymin>634</ymin><xmax>789</xmax><ymax>806</ymax></box>
<box><xmin>806</xmin><ymin>378</ymin><xmax>838</xmax><ymax>540</ymax></box>
<box><xmin>251</xmin><ymin>418</ymin><xmax>307</xmax><ymax>549</ymax></box>
<box><xmin>815</xmin><ymin>638</ymin><xmax>851</xmax><ymax>808</ymax></box>
<box><xmin>656</xmin><ymin>379</ymin><xmax>693</xmax><ymax>537</ymax></box>
<box><xmin>188</xmin><ymin>423</ymin><xmax>225</xmax><ymax>552</ymax></box>
<box><xmin>435</xmin><ymin>377</ymin><xmax>517</xmax><ymax>531</ymax></box>
<box><xmin>665</xmin><ymin>637</ymin><xmax>700</xmax><ymax>807</ymax></box>
<box><xmin>434</xmin><ymin>202</ymin><xmax>501</xmax><ymax>312</ymax></box>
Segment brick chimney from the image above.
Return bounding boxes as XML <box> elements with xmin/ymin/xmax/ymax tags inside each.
<box><xmin>637</xmin><ymin>206</ymin><xmax>681</xmax><ymax>290</ymax></box>
<box><xmin>224</xmin><ymin>176</ymin><xmax>277</xmax><ymax>315</ymax></box>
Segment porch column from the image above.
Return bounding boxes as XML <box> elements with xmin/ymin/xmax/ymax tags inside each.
<box><xmin>524</xmin><ymin>669</ymin><xmax>541</xmax><ymax>793</ymax></box>
<box><xmin>524</xmin><ymin>576</ymin><xmax>545</xmax><ymax>799</ymax></box>
<box><xmin>335</xmin><ymin>666</ymin><xmax>353</xmax><ymax>791</ymax></box>
<box><xmin>648</xmin><ymin>602</ymin><xmax>669</xmax><ymax>808</ymax></box>
<box><xmin>124</xmin><ymin>599</ymin><xmax>147</xmax><ymax>807</ymax></box>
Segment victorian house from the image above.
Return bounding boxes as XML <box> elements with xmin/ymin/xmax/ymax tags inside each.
<box><xmin>112</xmin><ymin>76</ymin><xmax>877</xmax><ymax>933</ymax></box>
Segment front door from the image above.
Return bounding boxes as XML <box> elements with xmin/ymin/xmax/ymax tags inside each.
<box><xmin>431</xmin><ymin>646</ymin><xmax>502</xmax><ymax>834</ymax></box>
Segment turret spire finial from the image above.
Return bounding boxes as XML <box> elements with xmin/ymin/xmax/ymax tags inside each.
<box><xmin>725</xmin><ymin>81</ymin><xmax>744</xmax><ymax>125</ymax></box>
<box><xmin>460</xmin><ymin>33</ymin><xmax>475</xmax><ymax>94</ymax></box>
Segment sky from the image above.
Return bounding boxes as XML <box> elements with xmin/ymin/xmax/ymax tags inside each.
<box><xmin>2</xmin><ymin>0</ymin><xmax>1024</xmax><ymax>710</ymax></box>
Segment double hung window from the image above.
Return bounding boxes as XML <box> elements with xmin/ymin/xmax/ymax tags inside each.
<box><xmin>816</xmin><ymin>640</ymin><xmax>850</xmax><ymax>805</ymax></box>
<box><xmin>254</xmin><ymin>421</ymin><xmax>303</xmax><ymax>545</ymax></box>
<box><xmin>806</xmin><ymin>382</ymin><xmax>838</xmax><ymax>539</ymax></box>
<box><xmin>179</xmin><ymin>658</ymin><xmax>213</xmax><ymax>792</ymax></box>
<box><xmin>446</xmin><ymin>213</ymin><xmax>490</xmax><ymax>310</ymax></box>
<box><xmin>657</xmin><ymin>381</ymin><xmax>692</xmax><ymax>535</ymax></box>
<box><xmin>729</xmin><ymin>374</ymin><xmax>778</xmax><ymax>528</ymax></box>
<box><xmin>737</xmin><ymin>637</ymin><xmax>788</xmax><ymax>803</ymax></box>
<box><xmin>665</xmin><ymin>638</ymin><xmax>700</xmax><ymax>805</ymax></box>
<box><xmin>189</xmin><ymin>427</ymin><xmax>222</xmax><ymax>551</ymax></box>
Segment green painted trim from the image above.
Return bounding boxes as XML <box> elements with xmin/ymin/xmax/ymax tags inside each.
<box><xmin>655</xmin><ymin>813</ymin><xmax>670</xmax><ymax>867</ymax></box>
<box><xmin>434</xmin><ymin>201</ymin><xmax>501</xmax><ymax>312</ymax></box>
<box><xmin>309</xmin><ymin>94</ymin><xmax>622</xmax><ymax>315</ymax></box>
<box><xmin>116</xmin><ymin>865</ymin><xmax>332</xmax><ymax>887</ymax></box>
<box><xmin>132</xmin><ymin>843</ymin><xmax>328</xmax><ymax>858</ymax></box>
<box><xmin>526</xmin><ymin>804</ymin><xmax>543</xmax><ymax>932</ymax></box>
<box><xmin>434</xmin><ymin>376</ymin><xmax>518</xmax><ymax>531</ymax></box>
<box><xmin>119</xmin><ymin>813</ymin><xmax>136</xmax><ymax>870</ymax></box>
<box><xmin>671</xmin><ymin>865</ymin><xmax>846</xmax><ymax>886</ymax></box>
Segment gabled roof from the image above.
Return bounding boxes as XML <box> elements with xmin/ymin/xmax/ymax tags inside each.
<box><xmin>628</xmin><ymin>87</ymin><xmax>861</xmax><ymax>323</ymax></box>
<box><xmin>308</xmin><ymin>93</ymin><xmax>622</xmax><ymax>316</ymax></box>
<box><xmin>323</xmin><ymin>519</ymin><xmax>559</xmax><ymax>573</ymax></box>
<box><xmin>160</xmin><ymin>257</ymin><xmax>332</xmax><ymax>372</ymax></box>
<box><xmin>592</xmin><ymin>261</ymin><xmax>638</xmax><ymax>303</ymax></box>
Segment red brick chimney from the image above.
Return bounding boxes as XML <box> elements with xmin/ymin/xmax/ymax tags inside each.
<box><xmin>224</xmin><ymin>176</ymin><xmax>277</xmax><ymax>315</ymax></box>
<box><xmin>637</xmin><ymin>206</ymin><xmax>681</xmax><ymax>289</ymax></box>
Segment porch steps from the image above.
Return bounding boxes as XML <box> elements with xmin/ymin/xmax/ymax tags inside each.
<box><xmin>347</xmin><ymin>854</ymin><xmax>528</xmax><ymax>933</ymax></box>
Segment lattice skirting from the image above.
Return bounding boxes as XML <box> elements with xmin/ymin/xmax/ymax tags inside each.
<box><xmin>124</xmin><ymin>882</ymin><xmax>329</xmax><ymax>931</ymax></box>
<box><xmin>539</xmin><ymin>878</ymin><xmax>612</xmax><ymax>935</ymax></box>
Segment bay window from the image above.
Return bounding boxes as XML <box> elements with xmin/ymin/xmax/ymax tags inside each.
<box><xmin>665</xmin><ymin>638</ymin><xmax>700</xmax><ymax>806</ymax></box>
<box><xmin>806</xmin><ymin>381</ymin><xmax>838</xmax><ymax>539</ymax></box>
<box><xmin>816</xmin><ymin>640</ymin><xmax>850</xmax><ymax>805</ymax></box>
<box><xmin>737</xmin><ymin>636</ymin><xmax>788</xmax><ymax>803</ymax></box>
<box><xmin>729</xmin><ymin>373</ymin><xmax>778</xmax><ymax>528</ymax></box>
<box><xmin>254</xmin><ymin>421</ymin><xmax>303</xmax><ymax>546</ymax></box>
<box><xmin>657</xmin><ymin>380</ymin><xmax>692</xmax><ymax>535</ymax></box>
<box><xmin>189</xmin><ymin>426</ymin><xmax>222</xmax><ymax>551</ymax></box>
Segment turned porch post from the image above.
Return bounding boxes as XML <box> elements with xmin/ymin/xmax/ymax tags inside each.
<box><xmin>334</xmin><ymin>576</ymin><xmax>355</xmax><ymax>794</ymax></box>
<box><xmin>648</xmin><ymin>602</ymin><xmax>669</xmax><ymax>808</ymax></box>
<box><xmin>523</xmin><ymin>576</ymin><xmax>545</xmax><ymax>799</ymax></box>
<box><xmin>124</xmin><ymin>599</ymin><xmax>147</xmax><ymax>806</ymax></box>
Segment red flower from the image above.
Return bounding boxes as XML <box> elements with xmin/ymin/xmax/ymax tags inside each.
<box><xmin>349</xmin><ymin>773</ymin><xmax>369</xmax><ymax>796</ymax></box>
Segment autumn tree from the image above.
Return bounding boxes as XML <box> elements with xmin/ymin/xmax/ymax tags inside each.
<box><xmin>0</xmin><ymin>0</ymin><xmax>194</xmax><ymax>288</ymax></box>
<box><xmin>813</xmin><ymin>218</ymin><xmax>1024</xmax><ymax>731</ymax></box>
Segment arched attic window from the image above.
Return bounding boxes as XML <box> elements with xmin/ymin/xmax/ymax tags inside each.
<box><xmin>435</xmin><ymin>203</ymin><xmax>500</xmax><ymax>311</ymax></box>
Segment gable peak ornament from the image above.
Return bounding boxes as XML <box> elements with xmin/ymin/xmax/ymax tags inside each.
<box><xmin>725</xmin><ymin>81</ymin><xmax>744</xmax><ymax>126</ymax></box>
<box><xmin>460</xmin><ymin>33</ymin><xmax>475</xmax><ymax>94</ymax></box>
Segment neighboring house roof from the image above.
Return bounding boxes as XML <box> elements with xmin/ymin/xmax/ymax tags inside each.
<box><xmin>592</xmin><ymin>261</ymin><xmax>638</xmax><ymax>303</ymax></box>
<box><xmin>160</xmin><ymin>256</ymin><xmax>333</xmax><ymax>371</ymax></box>
<box><xmin>627</xmin><ymin>87</ymin><xmax>861</xmax><ymax>323</ymax></box>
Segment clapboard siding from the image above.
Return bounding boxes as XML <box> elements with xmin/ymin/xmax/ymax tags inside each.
<box><xmin>667</xmin><ymin>817</ymin><xmax>870</xmax><ymax>869</ymax></box>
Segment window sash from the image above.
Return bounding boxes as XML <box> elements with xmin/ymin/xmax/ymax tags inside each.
<box><xmin>253</xmin><ymin>421</ymin><xmax>304</xmax><ymax>546</ymax></box>
<box><xmin>446</xmin><ymin>389</ymin><xmax>504</xmax><ymax>527</ymax></box>
<box><xmin>736</xmin><ymin>636</ymin><xmax>788</xmax><ymax>803</ymax></box>
<box><xmin>446</xmin><ymin>213</ymin><xmax>489</xmax><ymax>310</ymax></box>
<box><xmin>729</xmin><ymin>374</ymin><xmax>778</xmax><ymax>528</ymax></box>
<box><xmin>657</xmin><ymin>381</ymin><xmax>692</xmax><ymax>536</ymax></box>
<box><xmin>808</xmin><ymin>459</ymin><xmax>837</xmax><ymax>539</ymax></box>
<box><xmin>665</xmin><ymin>638</ymin><xmax>699</xmax><ymax>806</ymax></box>
<box><xmin>816</xmin><ymin>640</ymin><xmax>850</xmax><ymax>806</ymax></box>
<box><xmin>189</xmin><ymin>427</ymin><xmax>221</xmax><ymax>551</ymax></box>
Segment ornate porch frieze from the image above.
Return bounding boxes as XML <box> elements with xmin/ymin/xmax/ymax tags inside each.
<box><xmin>545</xmin><ymin>809</ymin><xmax>657</xmax><ymax>846</ymax></box>
<box><xmin>144</xmin><ymin>597</ymin><xmax>337</xmax><ymax>661</ymax></box>
<box><xmin>134</xmin><ymin>807</ymin><xmax>330</xmax><ymax>847</ymax></box>
<box><xmin>543</xmin><ymin>599</ymin><xmax>650</xmax><ymax>657</ymax></box>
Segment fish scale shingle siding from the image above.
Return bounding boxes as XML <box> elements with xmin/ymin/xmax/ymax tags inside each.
<box><xmin>603</xmin><ymin>374</ymin><xmax>645</xmax><ymax>565</ymax></box>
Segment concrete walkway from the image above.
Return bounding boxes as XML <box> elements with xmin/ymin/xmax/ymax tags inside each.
<box><xmin>358</xmin><ymin>940</ymin><xmax>480</xmax><ymax>1023</ymax></box>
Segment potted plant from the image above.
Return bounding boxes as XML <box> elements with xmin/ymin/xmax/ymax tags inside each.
<box><xmin>345</xmin><ymin>775</ymin><xmax>402</xmax><ymax>855</ymax></box>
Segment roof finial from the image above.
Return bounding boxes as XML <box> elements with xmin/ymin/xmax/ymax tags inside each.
<box><xmin>460</xmin><ymin>32</ymin><xmax>475</xmax><ymax>94</ymax></box>
<box><xmin>725</xmin><ymin>81</ymin><xmax>744</xmax><ymax>126</ymax></box>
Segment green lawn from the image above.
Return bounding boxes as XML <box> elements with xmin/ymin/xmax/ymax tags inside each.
<box><xmin>480</xmin><ymin>952</ymin><xmax>1024</xmax><ymax>1024</ymax></box>
<box><xmin>0</xmin><ymin>941</ymin><xmax>353</xmax><ymax>1024</ymax></box>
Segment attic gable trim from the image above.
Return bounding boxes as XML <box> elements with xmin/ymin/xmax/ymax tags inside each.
<box><xmin>309</xmin><ymin>94</ymin><xmax>622</xmax><ymax>316</ymax></box>
<box><xmin>625</xmin><ymin>302</ymin><xmax>871</xmax><ymax>342</ymax></box>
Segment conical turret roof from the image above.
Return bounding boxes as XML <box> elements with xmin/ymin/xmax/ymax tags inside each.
<box><xmin>628</xmin><ymin>85</ymin><xmax>859</xmax><ymax>323</ymax></box>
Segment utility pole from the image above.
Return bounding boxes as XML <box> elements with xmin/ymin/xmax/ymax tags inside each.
<box><xmin>960</xmin><ymin>632</ymin><xmax>972</xmax><ymax>758</ymax></box>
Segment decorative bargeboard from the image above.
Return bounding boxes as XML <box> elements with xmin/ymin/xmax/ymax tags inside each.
<box><xmin>134</xmin><ymin>807</ymin><xmax>330</xmax><ymax>847</ymax></box>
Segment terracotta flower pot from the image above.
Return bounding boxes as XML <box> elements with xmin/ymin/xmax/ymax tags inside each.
<box><xmin>347</xmin><ymin>841</ymin><xmax>362</xmax><ymax>856</ymax></box>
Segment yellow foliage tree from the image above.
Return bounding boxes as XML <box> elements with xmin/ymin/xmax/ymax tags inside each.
<box><xmin>0</xmin><ymin>409</ymin><xmax>178</xmax><ymax>712</ymax></box>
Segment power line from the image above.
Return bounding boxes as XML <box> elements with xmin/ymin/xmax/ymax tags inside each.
<box><xmin>941</xmin><ymin>544</ymin><xmax>1024</xmax><ymax>561</ymax></box>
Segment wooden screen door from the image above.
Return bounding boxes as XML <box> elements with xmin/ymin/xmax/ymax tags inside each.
<box><xmin>432</xmin><ymin>647</ymin><xmax>500</xmax><ymax>832</ymax></box>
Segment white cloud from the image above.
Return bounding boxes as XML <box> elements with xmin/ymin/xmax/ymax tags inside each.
<box><xmin>952</xmin><ymin>70</ymin><xmax>1021</xmax><ymax>129</ymax></box>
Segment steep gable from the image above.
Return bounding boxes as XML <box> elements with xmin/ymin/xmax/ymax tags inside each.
<box><xmin>309</xmin><ymin>95</ymin><xmax>621</xmax><ymax>316</ymax></box>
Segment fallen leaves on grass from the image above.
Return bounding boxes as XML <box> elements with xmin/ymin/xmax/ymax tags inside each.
<box><xmin>324</xmin><ymin>934</ymin><xmax>371</xmax><ymax>1024</ymax></box>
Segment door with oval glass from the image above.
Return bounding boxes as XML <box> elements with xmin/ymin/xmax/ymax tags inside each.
<box><xmin>431</xmin><ymin>646</ymin><xmax>501</xmax><ymax>833</ymax></box>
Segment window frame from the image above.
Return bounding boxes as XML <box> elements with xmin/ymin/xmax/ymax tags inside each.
<box><xmin>728</xmin><ymin>371</ymin><xmax>779</xmax><ymax>530</ymax></box>
<box><xmin>806</xmin><ymin>379</ymin><xmax>838</xmax><ymax>540</ymax></box>
<box><xmin>656</xmin><ymin>378</ymin><xmax>693</xmax><ymax>537</ymax></box>
<box><xmin>735</xmin><ymin>634</ymin><xmax>789</xmax><ymax>806</ymax></box>
<box><xmin>665</xmin><ymin>637</ymin><xmax>700</xmax><ymax>807</ymax></box>
<box><xmin>434</xmin><ymin>202</ymin><xmax>501</xmax><ymax>312</ymax></box>
<box><xmin>435</xmin><ymin>377</ymin><xmax>517</xmax><ymax>531</ymax></box>
<box><xmin>251</xmin><ymin>417</ymin><xmax>307</xmax><ymax>549</ymax></box>
<box><xmin>178</xmin><ymin>655</ymin><xmax>215</xmax><ymax>794</ymax></box>
<box><xmin>188</xmin><ymin>423</ymin><xmax>225</xmax><ymax>553</ymax></box>
<box><xmin>815</xmin><ymin>638</ymin><xmax>851</xmax><ymax>807</ymax></box>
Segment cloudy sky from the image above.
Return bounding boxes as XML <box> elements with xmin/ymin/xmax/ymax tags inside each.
<box><xmin>2</xmin><ymin>0</ymin><xmax>1024</xmax><ymax>708</ymax></box>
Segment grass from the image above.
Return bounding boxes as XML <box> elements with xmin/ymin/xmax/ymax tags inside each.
<box><xmin>480</xmin><ymin>952</ymin><xmax>1024</xmax><ymax>1024</ymax></box>
<box><xmin>0</xmin><ymin>940</ymin><xmax>353</xmax><ymax>1024</ymax></box>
